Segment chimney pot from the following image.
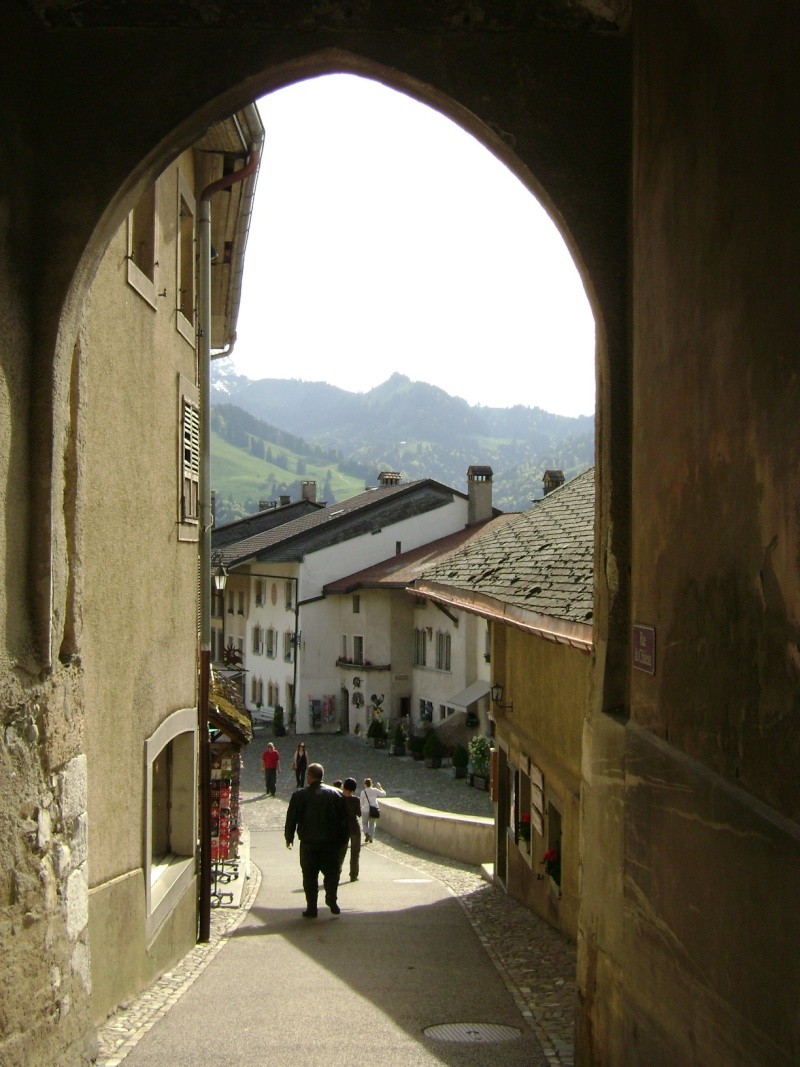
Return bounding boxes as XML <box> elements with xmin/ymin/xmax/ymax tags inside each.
<box><xmin>279</xmin><ymin>494</ymin><xmax>290</xmax><ymax>507</ymax></box>
<box><xmin>301</xmin><ymin>480</ymin><xmax>317</xmax><ymax>503</ymax></box>
<box><xmin>378</xmin><ymin>471</ymin><xmax>401</xmax><ymax>486</ymax></box>
<box><xmin>542</xmin><ymin>469</ymin><xmax>565</xmax><ymax>495</ymax></box>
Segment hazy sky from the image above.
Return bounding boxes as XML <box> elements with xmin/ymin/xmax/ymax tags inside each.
<box><xmin>231</xmin><ymin>74</ymin><xmax>596</xmax><ymax>418</ymax></box>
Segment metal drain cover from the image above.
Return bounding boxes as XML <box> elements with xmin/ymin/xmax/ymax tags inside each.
<box><xmin>423</xmin><ymin>1023</ymin><xmax>522</xmax><ymax>1044</ymax></box>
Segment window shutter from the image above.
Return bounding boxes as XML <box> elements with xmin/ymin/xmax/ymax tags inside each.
<box><xmin>181</xmin><ymin>397</ymin><xmax>200</xmax><ymax>521</ymax></box>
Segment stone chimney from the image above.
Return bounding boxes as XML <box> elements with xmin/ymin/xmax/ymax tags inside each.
<box><xmin>543</xmin><ymin>469</ymin><xmax>565</xmax><ymax>496</ymax></box>
<box><xmin>279</xmin><ymin>494</ymin><xmax>290</xmax><ymax>507</ymax></box>
<box><xmin>378</xmin><ymin>471</ymin><xmax>401</xmax><ymax>487</ymax></box>
<box><xmin>301</xmin><ymin>480</ymin><xmax>317</xmax><ymax>503</ymax></box>
<box><xmin>467</xmin><ymin>465</ymin><xmax>493</xmax><ymax>525</ymax></box>
<box><xmin>258</xmin><ymin>499</ymin><xmax>270</xmax><ymax>511</ymax></box>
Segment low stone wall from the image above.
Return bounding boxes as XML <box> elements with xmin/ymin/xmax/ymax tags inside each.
<box><xmin>378</xmin><ymin>798</ymin><xmax>494</xmax><ymax>867</ymax></box>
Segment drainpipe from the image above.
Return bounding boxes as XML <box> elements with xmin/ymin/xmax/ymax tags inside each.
<box><xmin>197</xmin><ymin>130</ymin><xmax>262</xmax><ymax>944</ymax></box>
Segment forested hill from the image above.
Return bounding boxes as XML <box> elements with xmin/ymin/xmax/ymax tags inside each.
<box><xmin>211</xmin><ymin>364</ymin><xmax>594</xmax><ymax>517</ymax></box>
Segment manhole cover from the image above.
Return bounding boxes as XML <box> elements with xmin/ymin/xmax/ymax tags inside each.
<box><xmin>423</xmin><ymin>1023</ymin><xmax>522</xmax><ymax>1044</ymax></box>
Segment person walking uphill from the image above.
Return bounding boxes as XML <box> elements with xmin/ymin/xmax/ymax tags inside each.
<box><xmin>285</xmin><ymin>762</ymin><xmax>349</xmax><ymax>918</ymax></box>
<box><xmin>340</xmin><ymin>778</ymin><xmax>362</xmax><ymax>882</ymax></box>
<box><xmin>261</xmin><ymin>742</ymin><xmax>280</xmax><ymax>796</ymax></box>
<box><xmin>360</xmin><ymin>777</ymin><xmax>386</xmax><ymax>843</ymax></box>
<box><xmin>291</xmin><ymin>742</ymin><xmax>308</xmax><ymax>788</ymax></box>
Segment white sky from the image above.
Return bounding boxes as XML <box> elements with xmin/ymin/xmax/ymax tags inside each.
<box><xmin>231</xmin><ymin>73</ymin><xmax>596</xmax><ymax>418</ymax></box>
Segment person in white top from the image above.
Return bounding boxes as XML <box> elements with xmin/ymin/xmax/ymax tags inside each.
<box><xmin>359</xmin><ymin>777</ymin><xmax>386</xmax><ymax>843</ymax></box>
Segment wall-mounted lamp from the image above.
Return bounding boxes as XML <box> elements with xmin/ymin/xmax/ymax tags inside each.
<box><xmin>211</xmin><ymin>552</ymin><xmax>228</xmax><ymax>593</ymax></box>
<box><xmin>490</xmin><ymin>682</ymin><xmax>513</xmax><ymax>711</ymax></box>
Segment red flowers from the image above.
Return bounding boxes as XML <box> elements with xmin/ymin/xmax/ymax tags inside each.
<box><xmin>542</xmin><ymin>848</ymin><xmax>558</xmax><ymax>864</ymax></box>
<box><xmin>520</xmin><ymin>812</ymin><xmax>531</xmax><ymax>824</ymax></box>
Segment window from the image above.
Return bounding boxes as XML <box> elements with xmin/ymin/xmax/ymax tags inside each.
<box><xmin>436</xmin><ymin>632</ymin><xmax>451</xmax><ymax>671</ymax></box>
<box><xmin>254</xmin><ymin>579</ymin><xmax>264</xmax><ymax>606</ymax></box>
<box><xmin>342</xmin><ymin>635</ymin><xmax>348</xmax><ymax>661</ymax></box>
<box><xmin>180</xmin><ymin>398</ymin><xmax>200</xmax><ymax>522</ymax></box>
<box><xmin>419</xmin><ymin>699</ymin><xmax>433</xmax><ymax>723</ymax></box>
<box><xmin>439</xmin><ymin>704</ymin><xmax>447</xmax><ymax>722</ymax></box>
<box><xmin>212</xmin><ymin>594</ymin><xmax>224</xmax><ymax>619</ymax></box>
<box><xmin>283</xmin><ymin>631</ymin><xmax>294</xmax><ymax>662</ymax></box>
<box><xmin>176</xmin><ymin>171</ymin><xmax>196</xmax><ymax>345</ymax></box>
<box><xmin>285</xmin><ymin>581</ymin><xmax>294</xmax><ymax>610</ymax></box>
<box><xmin>237</xmin><ymin>591</ymin><xmax>245</xmax><ymax>615</ymax></box>
<box><xmin>127</xmin><ymin>183</ymin><xmax>157</xmax><ymax>306</ymax></box>
<box><xmin>252</xmin><ymin>625</ymin><xmax>263</xmax><ymax>655</ymax></box>
<box><xmin>227</xmin><ymin>591</ymin><xmax>234</xmax><ymax>615</ymax></box>
<box><xmin>145</xmin><ymin>709</ymin><xmax>196</xmax><ymax>939</ymax></box>
<box><xmin>353</xmin><ymin>635</ymin><xmax>364</xmax><ymax>664</ymax></box>
<box><xmin>266</xmin><ymin>627</ymin><xmax>276</xmax><ymax>658</ymax></box>
<box><xmin>352</xmin><ymin>595</ymin><xmax>360</xmax><ymax>614</ymax></box>
<box><xmin>251</xmin><ymin>675</ymin><xmax>258</xmax><ymax>703</ymax></box>
<box><xmin>414</xmin><ymin>628</ymin><xmax>427</xmax><ymax>667</ymax></box>
<box><xmin>396</xmin><ymin>541</ymin><xmax>402</xmax><ymax>555</ymax></box>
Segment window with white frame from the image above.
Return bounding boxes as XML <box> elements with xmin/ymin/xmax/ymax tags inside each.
<box><xmin>127</xmin><ymin>182</ymin><xmax>157</xmax><ymax>306</ymax></box>
<box><xmin>227</xmin><ymin>591</ymin><xmax>234</xmax><ymax>615</ymax></box>
<box><xmin>237</xmin><ymin>591</ymin><xmax>245</xmax><ymax>615</ymax></box>
<box><xmin>283</xmin><ymin>631</ymin><xmax>294</xmax><ymax>662</ymax></box>
<box><xmin>435</xmin><ymin>632</ymin><xmax>451</xmax><ymax>671</ymax></box>
<box><xmin>180</xmin><ymin>397</ymin><xmax>200</xmax><ymax>523</ymax></box>
<box><xmin>414</xmin><ymin>628</ymin><xmax>427</xmax><ymax>667</ymax></box>
<box><xmin>254</xmin><ymin>578</ymin><xmax>265</xmax><ymax>606</ymax></box>
<box><xmin>145</xmin><ymin>708</ymin><xmax>196</xmax><ymax>939</ymax></box>
<box><xmin>175</xmin><ymin>171</ymin><xmax>196</xmax><ymax>345</ymax></box>
<box><xmin>252</xmin><ymin>624</ymin><xmax>263</xmax><ymax>655</ymax></box>
<box><xmin>285</xmin><ymin>581</ymin><xmax>294</xmax><ymax>610</ymax></box>
<box><xmin>353</xmin><ymin>635</ymin><xmax>364</xmax><ymax>664</ymax></box>
<box><xmin>266</xmin><ymin>627</ymin><xmax>276</xmax><ymax>658</ymax></box>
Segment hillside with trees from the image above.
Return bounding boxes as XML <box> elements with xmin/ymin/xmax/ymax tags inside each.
<box><xmin>211</xmin><ymin>363</ymin><xmax>594</xmax><ymax>517</ymax></box>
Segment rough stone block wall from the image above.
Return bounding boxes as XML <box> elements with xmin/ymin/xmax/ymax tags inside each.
<box><xmin>0</xmin><ymin>671</ymin><xmax>94</xmax><ymax>1066</ymax></box>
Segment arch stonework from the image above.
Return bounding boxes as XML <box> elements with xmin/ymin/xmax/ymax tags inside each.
<box><xmin>5</xmin><ymin>4</ymin><xmax>799</xmax><ymax>1066</ymax></box>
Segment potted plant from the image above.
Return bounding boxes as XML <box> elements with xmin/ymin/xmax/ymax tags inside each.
<box><xmin>423</xmin><ymin>730</ymin><xmax>445</xmax><ymax>769</ymax></box>
<box><xmin>468</xmin><ymin>735</ymin><xmax>492</xmax><ymax>789</ymax></box>
<box><xmin>391</xmin><ymin>722</ymin><xmax>406</xmax><ymax>756</ymax></box>
<box><xmin>408</xmin><ymin>733</ymin><xmax>426</xmax><ymax>761</ymax></box>
<box><xmin>452</xmin><ymin>743</ymin><xmax>469</xmax><ymax>779</ymax></box>
<box><xmin>542</xmin><ymin>848</ymin><xmax>561</xmax><ymax>886</ymax></box>
<box><xmin>272</xmin><ymin>705</ymin><xmax>286</xmax><ymax>737</ymax></box>
<box><xmin>367</xmin><ymin>717</ymin><xmax>388</xmax><ymax>749</ymax></box>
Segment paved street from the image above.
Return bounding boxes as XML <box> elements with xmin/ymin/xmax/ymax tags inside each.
<box><xmin>97</xmin><ymin>732</ymin><xmax>576</xmax><ymax>1066</ymax></box>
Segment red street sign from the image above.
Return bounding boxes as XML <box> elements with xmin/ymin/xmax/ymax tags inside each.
<box><xmin>632</xmin><ymin>624</ymin><xmax>656</xmax><ymax>675</ymax></box>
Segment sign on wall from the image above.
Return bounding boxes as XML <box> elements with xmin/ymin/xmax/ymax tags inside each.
<box><xmin>632</xmin><ymin>624</ymin><xmax>656</xmax><ymax>675</ymax></box>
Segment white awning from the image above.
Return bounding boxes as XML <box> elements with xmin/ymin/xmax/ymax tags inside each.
<box><xmin>446</xmin><ymin>680</ymin><xmax>490</xmax><ymax>710</ymax></box>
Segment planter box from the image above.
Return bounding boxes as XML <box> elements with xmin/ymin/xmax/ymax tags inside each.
<box><xmin>469</xmin><ymin>773</ymin><xmax>489</xmax><ymax>791</ymax></box>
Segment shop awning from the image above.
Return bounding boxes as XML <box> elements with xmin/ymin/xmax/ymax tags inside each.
<box><xmin>446</xmin><ymin>680</ymin><xmax>490</xmax><ymax>710</ymax></box>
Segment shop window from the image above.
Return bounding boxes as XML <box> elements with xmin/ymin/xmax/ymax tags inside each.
<box><xmin>176</xmin><ymin>171</ymin><xmax>196</xmax><ymax>345</ymax></box>
<box><xmin>145</xmin><ymin>709</ymin><xmax>197</xmax><ymax>939</ymax></box>
<box><xmin>127</xmin><ymin>182</ymin><xmax>157</xmax><ymax>306</ymax></box>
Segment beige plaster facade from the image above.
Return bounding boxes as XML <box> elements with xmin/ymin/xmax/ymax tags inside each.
<box><xmin>2</xmin><ymin>3</ymin><xmax>800</xmax><ymax>1064</ymax></box>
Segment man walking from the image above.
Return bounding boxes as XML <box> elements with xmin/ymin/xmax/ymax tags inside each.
<box><xmin>285</xmin><ymin>762</ymin><xmax>349</xmax><ymax>918</ymax></box>
<box><xmin>340</xmin><ymin>778</ymin><xmax>362</xmax><ymax>882</ymax></box>
<box><xmin>261</xmin><ymin>742</ymin><xmax>280</xmax><ymax>796</ymax></box>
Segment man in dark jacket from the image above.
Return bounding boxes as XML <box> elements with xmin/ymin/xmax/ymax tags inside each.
<box><xmin>285</xmin><ymin>762</ymin><xmax>349</xmax><ymax>918</ymax></box>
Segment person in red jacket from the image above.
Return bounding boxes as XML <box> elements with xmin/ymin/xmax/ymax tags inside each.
<box><xmin>261</xmin><ymin>742</ymin><xmax>281</xmax><ymax>796</ymax></box>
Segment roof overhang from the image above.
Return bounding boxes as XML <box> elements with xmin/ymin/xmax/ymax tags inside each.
<box><xmin>414</xmin><ymin>580</ymin><xmax>593</xmax><ymax>653</ymax></box>
<box><xmin>446</xmin><ymin>680</ymin><xmax>490</xmax><ymax>709</ymax></box>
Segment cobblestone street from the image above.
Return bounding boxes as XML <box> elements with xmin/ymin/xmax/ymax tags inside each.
<box><xmin>97</xmin><ymin>731</ymin><xmax>576</xmax><ymax>1065</ymax></box>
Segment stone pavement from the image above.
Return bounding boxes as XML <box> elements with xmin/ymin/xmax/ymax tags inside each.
<box><xmin>96</xmin><ymin>732</ymin><xmax>576</xmax><ymax>1066</ymax></box>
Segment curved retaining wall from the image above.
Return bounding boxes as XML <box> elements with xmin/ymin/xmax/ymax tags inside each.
<box><xmin>378</xmin><ymin>797</ymin><xmax>494</xmax><ymax>867</ymax></box>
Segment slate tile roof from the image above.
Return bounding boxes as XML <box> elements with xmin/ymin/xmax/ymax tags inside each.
<box><xmin>211</xmin><ymin>498</ymin><xmax>323</xmax><ymax>550</ymax></box>
<box><xmin>212</xmin><ymin>479</ymin><xmax>469</xmax><ymax>568</ymax></box>
<box><xmin>415</xmin><ymin>467</ymin><xmax>595</xmax><ymax>628</ymax></box>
